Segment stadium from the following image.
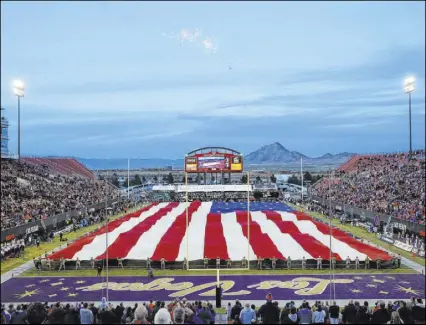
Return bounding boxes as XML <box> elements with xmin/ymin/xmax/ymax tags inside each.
<box><xmin>1</xmin><ymin>140</ymin><xmax>425</xmax><ymax>324</ymax></box>
<box><xmin>1</xmin><ymin>3</ymin><xmax>426</xmax><ymax>325</ymax></box>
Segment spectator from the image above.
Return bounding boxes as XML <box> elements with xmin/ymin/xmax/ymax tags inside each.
<box><xmin>26</xmin><ymin>303</ymin><xmax>47</xmax><ymax>324</ymax></box>
<box><xmin>154</xmin><ymin>306</ymin><xmax>171</xmax><ymax>324</ymax></box>
<box><xmin>1</xmin><ymin>305</ymin><xmax>11</xmax><ymax>324</ymax></box>
<box><xmin>1</xmin><ymin>159</ymin><xmax>118</xmax><ymax>229</ymax></box>
<box><xmin>342</xmin><ymin>300</ymin><xmax>357</xmax><ymax>324</ymax></box>
<box><xmin>397</xmin><ymin>301</ymin><xmax>411</xmax><ymax>324</ymax></box>
<box><xmin>152</xmin><ymin>301</ymin><xmax>161</xmax><ymax>321</ymax></box>
<box><xmin>64</xmin><ymin>305</ymin><xmax>79</xmax><ymax>324</ymax></box>
<box><xmin>79</xmin><ymin>303</ymin><xmax>93</xmax><ymax>325</ymax></box>
<box><xmin>172</xmin><ymin>305</ymin><xmax>185</xmax><ymax>325</ymax></box>
<box><xmin>280</xmin><ymin>307</ymin><xmax>299</xmax><ymax>324</ymax></box>
<box><xmin>133</xmin><ymin>305</ymin><xmax>149</xmax><ymax>324</ymax></box>
<box><xmin>390</xmin><ymin>304</ymin><xmax>402</xmax><ymax>324</ymax></box>
<box><xmin>226</xmin><ymin>302</ymin><xmax>232</xmax><ymax>322</ymax></box>
<box><xmin>99</xmin><ymin>310</ymin><xmax>118</xmax><ymax>324</ymax></box>
<box><xmin>354</xmin><ymin>306</ymin><xmax>370</xmax><ymax>324</ymax></box>
<box><xmin>230</xmin><ymin>301</ymin><xmax>242</xmax><ymax>321</ymax></box>
<box><xmin>239</xmin><ymin>303</ymin><xmax>256</xmax><ymax>324</ymax></box>
<box><xmin>364</xmin><ymin>301</ymin><xmax>372</xmax><ymax>315</ymax></box>
<box><xmin>312</xmin><ymin>305</ymin><xmax>325</xmax><ymax>324</ymax></box>
<box><xmin>411</xmin><ymin>298</ymin><xmax>425</xmax><ymax>324</ymax></box>
<box><xmin>250</xmin><ymin>304</ymin><xmax>257</xmax><ymax>319</ymax></box>
<box><xmin>298</xmin><ymin>302</ymin><xmax>312</xmax><ymax>325</ymax></box>
<box><xmin>258</xmin><ymin>294</ymin><xmax>279</xmax><ymax>324</ymax></box>
<box><xmin>311</xmin><ymin>152</ymin><xmax>426</xmax><ymax>224</ymax></box>
<box><xmin>329</xmin><ymin>301</ymin><xmax>340</xmax><ymax>324</ymax></box>
<box><xmin>114</xmin><ymin>303</ymin><xmax>124</xmax><ymax>322</ymax></box>
<box><xmin>121</xmin><ymin>307</ymin><xmax>134</xmax><ymax>324</ymax></box>
<box><xmin>197</xmin><ymin>302</ymin><xmax>212</xmax><ymax>324</ymax></box>
<box><xmin>47</xmin><ymin>307</ymin><xmax>65</xmax><ymax>324</ymax></box>
<box><xmin>9</xmin><ymin>305</ymin><xmax>26</xmax><ymax>324</ymax></box>
<box><xmin>370</xmin><ymin>302</ymin><xmax>390</xmax><ymax>324</ymax></box>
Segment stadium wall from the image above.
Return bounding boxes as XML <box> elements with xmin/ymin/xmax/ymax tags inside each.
<box><xmin>1</xmin><ymin>198</ymin><xmax>119</xmax><ymax>242</ymax></box>
<box><xmin>310</xmin><ymin>195</ymin><xmax>425</xmax><ymax>234</ymax></box>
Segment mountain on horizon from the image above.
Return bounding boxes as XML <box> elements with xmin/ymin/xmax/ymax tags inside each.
<box><xmin>244</xmin><ymin>142</ymin><xmax>355</xmax><ymax>164</ymax></box>
<box><xmin>74</xmin><ymin>142</ymin><xmax>355</xmax><ymax>169</ymax></box>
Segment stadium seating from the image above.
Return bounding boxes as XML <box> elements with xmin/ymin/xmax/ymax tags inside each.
<box><xmin>21</xmin><ymin>157</ymin><xmax>95</xmax><ymax>179</ymax></box>
<box><xmin>0</xmin><ymin>159</ymin><xmax>117</xmax><ymax>229</ymax></box>
<box><xmin>313</xmin><ymin>151</ymin><xmax>425</xmax><ymax>223</ymax></box>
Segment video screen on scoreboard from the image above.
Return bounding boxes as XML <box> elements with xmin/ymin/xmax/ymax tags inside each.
<box><xmin>197</xmin><ymin>156</ymin><xmax>228</xmax><ymax>170</ymax></box>
<box><xmin>185</xmin><ymin>157</ymin><xmax>197</xmax><ymax>172</ymax></box>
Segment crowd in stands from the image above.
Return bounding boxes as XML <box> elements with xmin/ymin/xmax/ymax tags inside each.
<box><xmin>1</xmin><ymin>199</ymin><xmax>135</xmax><ymax>262</ymax></box>
<box><xmin>173</xmin><ymin>191</ymin><xmax>251</xmax><ymax>202</ymax></box>
<box><xmin>1</xmin><ymin>296</ymin><xmax>425</xmax><ymax>324</ymax></box>
<box><xmin>396</xmin><ymin>231</ymin><xmax>425</xmax><ymax>250</ymax></box>
<box><xmin>311</xmin><ymin>152</ymin><xmax>426</xmax><ymax>224</ymax></box>
<box><xmin>151</xmin><ymin>191</ymin><xmax>279</xmax><ymax>203</ymax></box>
<box><xmin>1</xmin><ymin>160</ymin><xmax>119</xmax><ymax>229</ymax></box>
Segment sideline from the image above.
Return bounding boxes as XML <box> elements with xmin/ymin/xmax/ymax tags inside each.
<box><xmin>1</xmin><ymin>205</ymin><xmax>145</xmax><ymax>284</ymax></box>
<box><xmin>290</xmin><ymin>203</ymin><xmax>426</xmax><ymax>275</ymax></box>
<box><xmin>18</xmin><ymin>271</ymin><xmax>418</xmax><ymax>278</ymax></box>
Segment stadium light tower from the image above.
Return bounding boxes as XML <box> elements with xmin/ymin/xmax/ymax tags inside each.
<box><xmin>12</xmin><ymin>79</ymin><xmax>25</xmax><ymax>161</ymax></box>
<box><xmin>403</xmin><ymin>76</ymin><xmax>415</xmax><ymax>158</ymax></box>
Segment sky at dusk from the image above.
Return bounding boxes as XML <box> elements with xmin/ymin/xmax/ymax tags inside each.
<box><xmin>1</xmin><ymin>1</ymin><xmax>425</xmax><ymax>159</ymax></box>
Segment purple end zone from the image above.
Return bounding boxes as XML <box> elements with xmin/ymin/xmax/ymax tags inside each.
<box><xmin>1</xmin><ymin>274</ymin><xmax>424</xmax><ymax>303</ymax></box>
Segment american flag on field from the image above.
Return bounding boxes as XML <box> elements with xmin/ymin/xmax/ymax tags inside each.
<box><xmin>49</xmin><ymin>202</ymin><xmax>392</xmax><ymax>262</ymax></box>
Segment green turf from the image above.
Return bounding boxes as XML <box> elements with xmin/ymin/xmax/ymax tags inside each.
<box><xmin>289</xmin><ymin>203</ymin><xmax>426</xmax><ymax>267</ymax></box>
<box><xmin>20</xmin><ymin>266</ymin><xmax>415</xmax><ymax>277</ymax></box>
<box><xmin>4</xmin><ymin>202</ymin><xmax>423</xmax><ymax>276</ymax></box>
<box><xmin>0</xmin><ymin>206</ymin><xmax>145</xmax><ymax>275</ymax></box>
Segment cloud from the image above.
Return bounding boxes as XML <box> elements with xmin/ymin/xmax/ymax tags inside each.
<box><xmin>321</xmin><ymin>120</ymin><xmax>390</xmax><ymax>129</ymax></box>
<box><xmin>66</xmin><ymin>130</ymin><xmax>192</xmax><ymax>145</ymax></box>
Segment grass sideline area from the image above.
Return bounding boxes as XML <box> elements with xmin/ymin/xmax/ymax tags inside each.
<box><xmin>21</xmin><ymin>267</ymin><xmax>415</xmax><ymax>277</ymax></box>
<box><xmin>289</xmin><ymin>203</ymin><xmax>426</xmax><ymax>267</ymax></box>
<box><xmin>0</xmin><ymin>205</ymin><xmax>145</xmax><ymax>275</ymax></box>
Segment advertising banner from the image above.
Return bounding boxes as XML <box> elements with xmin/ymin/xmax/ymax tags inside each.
<box><xmin>393</xmin><ymin>240</ymin><xmax>414</xmax><ymax>252</ymax></box>
<box><xmin>379</xmin><ymin>234</ymin><xmax>395</xmax><ymax>245</ymax></box>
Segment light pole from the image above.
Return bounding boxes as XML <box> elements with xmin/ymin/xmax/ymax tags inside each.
<box><xmin>12</xmin><ymin>80</ymin><xmax>25</xmax><ymax>161</ymax></box>
<box><xmin>403</xmin><ymin>76</ymin><xmax>415</xmax><ymax>158</ymax></box>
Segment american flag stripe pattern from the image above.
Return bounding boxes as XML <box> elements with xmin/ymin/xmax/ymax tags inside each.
<box><xmin>49</xmin><ymin>202</ymin><xmax>392</xmax><ymax>261</ymax></box>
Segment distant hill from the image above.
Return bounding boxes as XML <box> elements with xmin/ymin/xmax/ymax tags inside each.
<box><xmin>245</xmin><ymin>142</ymin><xmax>355</xmax><ymax>165</ymax></box>
<box><xmin>75</xmin><ymin>142</ymin><xmax>355</xmax><ymax>170</ymax></box>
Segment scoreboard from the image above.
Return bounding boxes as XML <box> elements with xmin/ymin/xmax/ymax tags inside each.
<box><xmin>185</xmin><ymin>152</ymin><xmax>243</xmax><ymax>173</ymax></box>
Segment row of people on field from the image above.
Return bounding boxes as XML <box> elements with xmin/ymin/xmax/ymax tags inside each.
<box><xmin>33</xmin><ymin>254</ymin><xmax>401</xmax><ymax>273</ymax></box>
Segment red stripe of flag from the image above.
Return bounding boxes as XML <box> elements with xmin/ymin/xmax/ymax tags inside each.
<box><xmin>236</xmin><ymin>211</ymin><xmax>285</xmax><ymax>260</ymax></box>
<box><xmin>293</xmin><ymin>211</ymin><xmax>391</xmax><ymax>261</ymax></box>
<box><xmin>203</xmin><ymin>213</ymin><xmax>229</xmax><ymax>260</ymax></box>
<box><xmin>151</xmin><ymin>201</ymin><xmax>201</xmax><ymax>261</ymax></box>
<box><xmin>263</xmin><ymin>211</ymin><xmax>341</xmax><ymax>260</ymax></box>
<box><xmin>48</xmin><ymin>204</ymin><xmax>157</xmax><ymax>260</ymax></box>
<box><xmin>96</xmin><ymin>202</ymin><xmax>179</xmax><ymax>260</ymax></box>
